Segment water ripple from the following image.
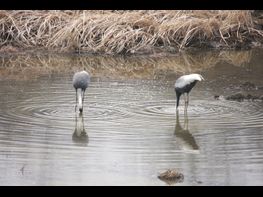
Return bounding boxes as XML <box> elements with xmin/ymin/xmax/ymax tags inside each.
<box><xmin>0</xmin><ymin>74</ymin><xmax>263</xmax><ymax>185</ymax></box>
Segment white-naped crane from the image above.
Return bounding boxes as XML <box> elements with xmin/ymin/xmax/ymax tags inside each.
<box><xmin>175</xmin><ymin>74</ymin><xmax>204</xmax><ymax>110</ymax></box>
<box><xmin>73</xmin><ymin>70</ymin><xmax>90</xmax><ymax>113</ymax></box>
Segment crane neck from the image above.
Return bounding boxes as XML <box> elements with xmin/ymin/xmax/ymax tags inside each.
<box><xmin>77</xmin><ymin>90</ymin><xmax>83</xmax><ymax>111</ymax></box>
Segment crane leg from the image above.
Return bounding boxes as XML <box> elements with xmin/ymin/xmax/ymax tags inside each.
<box><xmin>75</xmin><ymin>89</ymin><xmax>77</xmax><ymax>112</ymax></box>
<box><xmin>186</xmin><ymin>93</ymin><xmax>189</xmax><ymax>108</ymax></box>
<box><xmin>183</xmin><ymin>93</ymin><xmax>189</xmax><ymax>114</ymax></box>
<box><xmin>82</xmin><ymin>90</ymin><xmax>85</xmax><ymax>104</ymax></box>
<box><xmin>183</xmin><ymin>94</ymin><xmax>186</xmax><ymax>105</ymax></box>
<box><xmin>184</xmin><ymin>108</ymin><xmax>188</xmax><ymax>130</ymax></box>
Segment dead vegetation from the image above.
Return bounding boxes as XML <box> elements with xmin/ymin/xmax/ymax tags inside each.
<box><xmin>0</xmin><ymin>10</ymin><xmax>262</xmax><ymax>55</ymax></box>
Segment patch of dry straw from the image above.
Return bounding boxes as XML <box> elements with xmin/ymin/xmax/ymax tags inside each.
<box><xmin>0</xmin><ymin>10</ymin><xmax>262</xmax><ymax>54</ymax></box>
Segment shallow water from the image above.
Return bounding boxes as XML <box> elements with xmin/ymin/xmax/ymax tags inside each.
<box><xmin>0</xmin><ymin>50</ymin><xmax>263</xmax><ymax>185</ymax></box>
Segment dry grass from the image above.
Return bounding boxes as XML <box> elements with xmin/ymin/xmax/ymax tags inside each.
<box><xmin>0</xmin><ymin>10</ymin><xmax>262</xmax><ymax>55</ymax></box>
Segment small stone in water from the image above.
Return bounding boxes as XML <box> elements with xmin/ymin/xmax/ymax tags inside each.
<box><xmin>158</xmin><ymin>169</ymin><xmax>184</xmax><ymax>185</ymax></box>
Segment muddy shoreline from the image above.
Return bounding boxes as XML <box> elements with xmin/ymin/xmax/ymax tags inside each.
<box><xmin>0</xmin><ymin>43</ymin><xmax>263</xmax><ymax>58</ymax></box>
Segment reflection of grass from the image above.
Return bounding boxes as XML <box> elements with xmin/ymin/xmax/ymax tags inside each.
<box><xmin>0</xmin><ymin>10</ymin><xmax>262</xmax><ymax>54</ymax></box>
<box><xmin>0</xmin><ymin>50</ymin><xmax>252</xmax><ymax>81</ymax></box>
<box><xmin>218</xmin><ymin>50</ymin><xmax>251</xmax><ymax>66</ymax></box>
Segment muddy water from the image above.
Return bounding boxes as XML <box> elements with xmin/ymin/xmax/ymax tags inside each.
<box><xmin>0</xmin><ymin>50</ymin><xmax>263</xmax><ymax>185</ymax></box>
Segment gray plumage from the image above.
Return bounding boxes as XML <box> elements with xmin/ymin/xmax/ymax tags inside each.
<box><xmin>73</xmin><ymin>71</ymin><xmax>90</xmax><ymax>90</ymax></box>
<box><xmin>73</xmin><ymin>71</ymin><xmax>90</xmax><ymax>112</ymax></box>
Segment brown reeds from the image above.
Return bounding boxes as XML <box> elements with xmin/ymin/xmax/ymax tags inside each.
<box><xmin>0</xmin><ymin>10</ymin><xmax>262</xmax><ymax>55</ymax></box>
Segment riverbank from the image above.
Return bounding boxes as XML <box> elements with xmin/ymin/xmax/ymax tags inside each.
<box><xmin>0</xmin><ymin>10</ymin><xmax>263</xmax><ymax>55</ymax></box>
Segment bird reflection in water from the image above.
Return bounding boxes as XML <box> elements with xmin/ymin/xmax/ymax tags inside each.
<box><xmin>72</xmin><ymin>112</ymin><xmax>89</xmax><ymax>145</ymax></box>
<box><xmin>174</xmin><ymin>109</ymin><xmax>199</xmax><ymax>152</ymax></box>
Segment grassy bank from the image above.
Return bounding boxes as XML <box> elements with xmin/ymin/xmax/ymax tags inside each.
<box><xmin>0</xmin><ymin>10</ymin><xmax>263</xmax><ymax>55</ymax></box>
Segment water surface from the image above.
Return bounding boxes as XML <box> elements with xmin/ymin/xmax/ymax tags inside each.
<box><xmin>0</xmin><ymin>50</ymin><xmax>263</xmax><ymax>185</ymax></box>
